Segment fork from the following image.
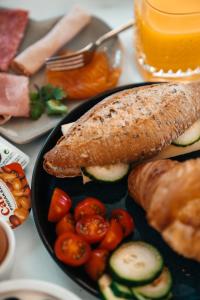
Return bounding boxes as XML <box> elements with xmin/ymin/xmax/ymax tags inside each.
<box><xmin>46</xmin><ymin>19</ymin><xmax>134</xmax><ymax>71</ymax></box>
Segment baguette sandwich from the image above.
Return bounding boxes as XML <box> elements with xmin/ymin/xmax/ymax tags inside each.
<box><xmin>44</xmin><ymin>82</ymin><xmax>200</xmax><ymax>178</ymax></box>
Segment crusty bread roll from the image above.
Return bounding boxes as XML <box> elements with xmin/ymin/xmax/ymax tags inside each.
<box><xmin>44</xmin><ymin>81</ymin><xmax>200</xmax><ymax>177</ymax></box>
<box><xmin>128</xmin><ymin>159</ymin><xmax>200</xmax><ymax>262</ymax></box>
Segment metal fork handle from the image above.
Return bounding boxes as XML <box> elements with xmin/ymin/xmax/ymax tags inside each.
<box><xmin>95</xmin><ymin>19</ymin><xmax>135</xmax><ymax>46</ymax></box>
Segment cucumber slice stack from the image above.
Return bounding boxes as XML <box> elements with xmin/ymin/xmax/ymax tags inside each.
<box><xmin>99</xmin><ymin>274</ymin><xmax>127</xmax><ymax>300</ymax></box>
<box><xmin>111</xmin><ymin>281</ymin><xmax>132</xmax><ymax>299</ymax></box>
<box><xmin>98</xmin><ymin>242</ymin><xmax>173</xmax><ymax>300</ymax></box>
<box><xmin>132</xmin><ymin>267</ymin><xmax>172</xmax><ymax>299</ymax></box>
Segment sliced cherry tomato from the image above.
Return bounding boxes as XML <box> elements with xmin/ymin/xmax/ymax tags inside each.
<box><xmin>76</xmin><ymin>215</ymin><xmax>109</xmax><ymax>244</ymax></box>
<box><xmin>56</xmin><ymin>213</ymin><xmax>75</xmax><ymax>236</ymax></box>
<box><xmin>74</xmin><ymin>197</ymin><xmax>106</xmax><ymax>221</ymax></box>
<box><xmin>48</xmin><ymin>188</ymin><xmax>72</xmax><ymax>222</ymax></box>
<box><xmin>54</xmin><ymin>232</ymin><xmax>91</xmax><ymax>266</ymax></box>
<box><xmin>85</xmin><ymin>248</ymin><xmax>109</xmax><ymax>281</ymax></box>
<box><xmin>100</xmin><ymin>219</ymin><xmax>123</xmax><ymax>251</ymax></box>
<box><xmin>111</xmin><ymin>208</ymin><xmax>135</xmax><ymax>237</ymax></box>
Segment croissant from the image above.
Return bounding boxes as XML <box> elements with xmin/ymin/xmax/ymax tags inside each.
<box><xmin>128</xmin><ymin>159</ymin><xmax>200</xmax><ymax>262</ymax></box>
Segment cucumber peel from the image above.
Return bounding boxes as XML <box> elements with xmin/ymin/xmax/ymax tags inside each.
<box><xmin>132</xmin><ymin>267</ymin><xmax>172</xmax><ymax>299</ymax></box>
<box><xmin>82</xmin><ymin>163</ymin><xmax>130</xmax><ymax>183</ymax></box>
<box><xmin>99</xmin><ymin>274</ymin><xmax>127</xmax><ymax>300</ymax></box>
<box><xmin>111</xmin><ymin>281</ymin><xmax>132</xmax><ymax>298</ymax></box>
<box><xmin>172</xmin><ymin>119</ymin><xmax>200</xmax><ymax>147</ymax></box>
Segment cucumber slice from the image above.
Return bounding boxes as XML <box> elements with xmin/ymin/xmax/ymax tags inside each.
<box><xmin>172</xmin><ymin>119</ymin><xmax>200</xmax><ymax>147</ymax></box>
<box><xmin>98</xmin><ymin>274</ymin><xmax>127</xmax><ymax>300</ymax></box>
<box><xmin>109</xmin><ymin>242</ymin><xmax>164</xmax><ymax>286</ymax></box>
<box><xmin>132</xmin><ymin>291</ymin><xmax>150</xmax><ymax>300</ymax></box>
<box><xmin>82</xmin><ymin>163</ymin><xmax>130</xmax><ymax>183</ymax></box>
<box><xmin>132</xmin><ymin>291</ymin><xmax>172</xmax><ymax>300</ymax></box>
<box><xmin>111</xmin><ymin>281</ymin><xmax>132</xmax><ymax>299</ymax></box>
<box><xmin>132</xmin><ymin>267</ymin><xmax>172</xmax><ymax>299</ymax></box>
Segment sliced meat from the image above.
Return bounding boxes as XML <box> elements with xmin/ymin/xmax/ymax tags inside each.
<box><xmin>0</xmin><ymin>73</ymin><xmax>30</xmax><ymax>118</ymax></box>
<box><xmin>0</xmin><ymin>9</ymin><xmax>29</xmax><ymax>71</ymax></box>
<box><xmin>12</xmin><ymin>6</ymin><xmax>91</xmax><ymax>76</ymax></box>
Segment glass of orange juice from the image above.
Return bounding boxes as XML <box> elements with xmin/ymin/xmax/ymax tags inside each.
<box><xmin>134</xmin><ymin>0</ymin><xmax>200</xmax><ymax>81</ymax></box>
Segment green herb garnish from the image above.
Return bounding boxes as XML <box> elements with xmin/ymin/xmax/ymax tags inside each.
<box><xmin>30</xmin><ymin>91</ymin><xmax>45</xmax><ymax>120</ymax></box>
<box><xmin>40</xmin><ymin>84</ymin><xmax>66</xmax><ymax>101</ymax></box>
<box><xmin>30</xmin><ymin>84</ymin><xmax>67</xmax><ymax>120</ymax></box>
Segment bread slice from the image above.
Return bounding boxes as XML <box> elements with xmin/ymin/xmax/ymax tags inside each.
<box><xmin>44</xmin><ymin>82</ymin><xmax>200</xmax><ymax>177</ymax></box>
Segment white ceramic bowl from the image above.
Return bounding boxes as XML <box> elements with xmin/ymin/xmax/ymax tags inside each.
<box><xmin>0</xmin><ymin>220</ymin><xmax>15</xmax><ymax>280</ymax></box>
<box><xmin>0</xmin><ymin>279</ymin><xmax>83</xmax><ymax>300</ymax></box>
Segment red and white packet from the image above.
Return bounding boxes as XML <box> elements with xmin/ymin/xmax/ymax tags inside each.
<box><xmin>0</xmin><ymin>162</ymin><xmax>31</xmax><ymax>228</ymax></box>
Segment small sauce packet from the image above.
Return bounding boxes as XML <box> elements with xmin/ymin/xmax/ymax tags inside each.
<box><xmin>0</xmin><ymin>136</ymin><xmax>29</xmax><ymax>169</ymax></box>
<box><xmin>0</xmin><ymin>163</ymin><xmax>31</xmax><ymax>228</ymax></box>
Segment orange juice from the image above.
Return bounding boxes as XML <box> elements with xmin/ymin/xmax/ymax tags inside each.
<box><xmin>135</xmin><ymin>0</ymin><xmax>200</xmax><ymax>80</ymax></box>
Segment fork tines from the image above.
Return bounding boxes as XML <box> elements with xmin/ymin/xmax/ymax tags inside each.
<box><xmin>46</xmin><ymin>53</ymin><xmax>85</xmax><ymax>71</ymax></box>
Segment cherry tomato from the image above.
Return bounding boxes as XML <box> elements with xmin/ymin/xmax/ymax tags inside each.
<box><xmin>100</xmin><ymin>219</ymin><xmax>123</xmax><ymax>251</ymax></box>
<box><xmin>85</xmin><ymin>248</ymin><xmax>109</xmax><ymax>281</ymax></box>
<box><xmin>54</xmin><ymin>232</ymin><xmax>91</xmax><ymax>266</ymax></box>
<box><xmin>56</xmin><ymin>213</ymin><xmax>75</xmax><ymax>236</ymax></box>
<box><xmin>111</xmin><ymin>208</ymin><xmax>135</xmax><ymax>237</ymax></box>
<box><xmin>76</xmin><ymin>215</ymin><xmax>109</xmax><ymax>244</ymax></box>
<box><xmin>74</xmin><ymin>197</ymin><xmax>106</xmax><ymax>221</ymax></box>
<box><xmin>48</xmin><ymin>188</ymin><xmax>72</xmax><ymax>222</ymax></box>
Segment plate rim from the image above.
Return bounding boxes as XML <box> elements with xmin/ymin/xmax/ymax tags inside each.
<box><xmin>31</xmin><ymin>82</ymin><xmax>156</xmax><ymax>297</ymax></box>
<box><xmin>0</xmin><ymin>279</ymin><xmax>82</xmax><ymax>300</ymax></box>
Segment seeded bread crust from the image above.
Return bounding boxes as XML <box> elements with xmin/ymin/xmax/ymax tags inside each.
<box><xmin>44</xmin><ymin>82</ymin><xmax>200</xmax><ymax>177</ymax></box>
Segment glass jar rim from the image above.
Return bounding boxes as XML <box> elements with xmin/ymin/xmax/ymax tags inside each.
<box><xmin>145</xmin><ymin>0</ymin><xmax>200</xmax><ymax>15</ymax></box>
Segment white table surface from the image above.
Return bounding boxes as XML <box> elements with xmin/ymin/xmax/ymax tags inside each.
<box><xmin>0</xmin><ymin>0</ymin><xmax>143</xmax><ymax>299</ymax></box>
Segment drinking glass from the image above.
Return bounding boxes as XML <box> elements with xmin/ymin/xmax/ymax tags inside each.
<box><xmin>134</xmin><ymin>0</ymin><xmax>200</xmax><ymax>81</ymax></box>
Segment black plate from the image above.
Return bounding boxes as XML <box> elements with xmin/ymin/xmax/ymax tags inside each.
<box><xmin>32</xmin><ymin>83</ymin><xmax>200</xmax><ymax>299</ymax></box>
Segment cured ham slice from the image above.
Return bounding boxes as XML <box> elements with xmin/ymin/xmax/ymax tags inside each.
<box><xmin>12</xmin><ymin>6</ymin><xmax>91</xmax><ymax>76</ymax></box>
<box><xmin>0</xmin><ymin>9</ymin><xmax>29</xmax><ymax>71</ymax></box>
<box><xmin>0</xmin><ymin>73</ymin><xmax>30</xmax><ymax>123</ymax></box>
